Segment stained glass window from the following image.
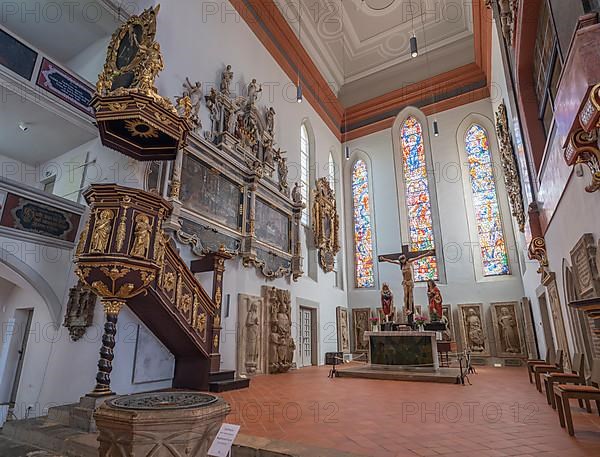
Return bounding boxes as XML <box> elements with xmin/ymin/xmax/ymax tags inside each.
<box><xmin>400</xmin><ymin>116</ymin><xmax>437</xmax><ymax>281</ymax></box>
<box><xmin>352</xmin><ymin>160</ymin><xmax>374</xmax><ymax>288</ymax></box>
<box><xmin>465</xmin><ymin>124</ymin><xmax>510</xmax><ymax>276</ymax></box>
<box><xmin>300</xmin><ymin>124</ymin><xmax>310</xmax><ymax>225</ymax></box>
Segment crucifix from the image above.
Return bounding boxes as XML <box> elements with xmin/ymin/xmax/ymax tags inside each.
<box><xmin>378</xmin><ymin>245</ymin><xmax>435</xmax><ymax>316</ymax></box>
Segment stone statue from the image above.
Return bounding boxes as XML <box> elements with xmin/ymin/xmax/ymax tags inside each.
<box><xmin>380</xmin><ymin>283</ymin><xmax>394</xmax><ymax>323</ymax></box>
<box><xmin>263</xmin><ymin>141</ymin><xmax>274</xmax><ymax>166</ymax></box>
<box><xmin>245</xmin><ymin>300</ymin><xmax>260</xmax><ymax>373</ymax></box>
<box><xmin>291</xmin><ymin>182</ymin><xmax>302</xmax><ymax>204</ymax></box>
<box><xmin>179</xmin><ymin>77</ymin><xmax>202</xmax><ymax>130</ymax></box>
<box><xmin>266</xmin><ymin>107</ymin><xmax>275</xmax><ymax>135</ymax></box>
<box><xmin>130</xmin><ymin>214</ymin><xmax>152</xmax><ymax>258</ymax></box>
<box><xmin>265</xmin><ymin>287</ymin><xmax>295</xmax><ymax>373</ymax></box>
<box><xmin>274</xmin><ymin>149</ymin><xmax>289</xmax><ymax>195</ymax></box>
<box><xmin>354</xmin><ymin>309</ymin><xmax>369</xmax><ymax>351</ymax></box>
<box><xmin>379</xmin><ymin>250</ymin><xmax>434</xmax><ymax>314</ymax></box>
<box><xmin>220</xmin><ymin>64</ymin><xmax>233</xmax><ymax>95</ymax></box>
<box><xmin>247</xmin><ymin>78</ymin><xmax>262</xmax><ymax>105</ymax></box>
<box><xmin>91</xmin><ymin>209</ymin><xmax>114</xmax><ymax>253</ymax></box>
<box><xmin>466</xmin><ymin>308</ymin><xmax>485</xmax><ymax>352</ymax></box>
<box><xmin>427</xmin><ymin>279</ymin><xmax>443</xmax><ymax>321</ymax></box>
<box><xmin>498</xmin><ymin>307</ymin><xmax>520</xmax><ymax>353</ymax></box>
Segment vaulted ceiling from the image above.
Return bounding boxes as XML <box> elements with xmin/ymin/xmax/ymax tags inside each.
<box><xmin>277</xmin><ymin>0</ymin><xmax>475</xmax><ymax>106</ymax></box>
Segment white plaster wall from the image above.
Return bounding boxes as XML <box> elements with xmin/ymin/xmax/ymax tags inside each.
<box><xmin>345</xmin><ymin>98</ymin><xmax>525</xmax><ymax>350</ymax></box>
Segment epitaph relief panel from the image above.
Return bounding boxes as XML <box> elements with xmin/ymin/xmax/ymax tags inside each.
<box><xmin>490</xmin><ymin>302</ymin><xmax>526</xmax><ymax>357</ymax></box>
<box><xmin>458</xmin><ymin>304</ymin><xmax>490</xmax><ymax>356</ymax></box>
<box><xmin>237</xmin><ymin>294</ymin><xmax>265</xmax><ymax>376</ymax></box>
<box><xmin>263</xmin><ymin>286</ymin><xmax>295</xmax><ymax>373</ymax></box>
<box><xmin>63</xmin><ymin>280</ymin><xmax>97</xmax><ymax>341</ymax></box>
<box><xmin>441</xmin><ymin>305</ymin><xmax>455</xmax><ymax>342</ymax></box>
<box><xmin>336</xmin><ymin>307</ymin><xmax>350</xmax><ymax>353</ymax></box>
<box><xmin>352</xmin><ymin>308</ymin><xmax>370</xmax><ymax>353</ymax></box>
<box><xmin>570</xmin><ymin>234</ymin><xmax>600</xmax><ymax>299</ymax></box>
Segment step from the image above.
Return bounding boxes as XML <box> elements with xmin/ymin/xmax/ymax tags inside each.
<box><xmin>1</xmin><ymin>417</ymin><xmax>89</xmax><ymax>454</ymax></box>
<box><xmin>209</xmin><ymin>369</ymin><xmax>236</xmax><ymax>382</ymax></box>
<box><xmin>47</xmin><ymin>403</ymin><xmax>77</xmax><ymax>427</ymax></box>
<box><xmin>208</xmin><ymin>378</ymin><xmax>250</xmax><ymax>393</ymax></box>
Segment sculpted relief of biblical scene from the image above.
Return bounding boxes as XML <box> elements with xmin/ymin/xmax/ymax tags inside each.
<box><xmin>490</xmin><ymin>302</ymin><xmax>525</xmax><ymax>357</ymax></box>
<box><xmin>63</xmin><ymin>280</ymin><xmax>97</xmax><ymax>341</ymax></box>
<box><xmin>352</xmin><ymin>308</ymin><xmax>370</xmax><ymax>353</ymax></box>
<box><xmin>336</xmin><ymin>307</ymin><xmax>350</xmax><ymax>353</ymax></box>
<box><xmin>458</xmin><ymin>304</ymin><xmax>490</xmax><ymax>356</ymax></box>
<box><xmin>237</xmin><ymin>294</ymin><xmax>265</xmax><ymax>377</ymax></box>
<box><xmin>263</xmin><ymin>286</ymin><xmax>295</xmax><ymax>374</ymax></box>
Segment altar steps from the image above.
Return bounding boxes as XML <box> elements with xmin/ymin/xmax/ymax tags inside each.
<box><xmin>337</xmin><ymin>366</ymin><xmax>462</xmax><ymax>384</ymax></box>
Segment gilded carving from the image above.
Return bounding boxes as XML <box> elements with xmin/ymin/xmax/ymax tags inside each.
<box><xmin>115</xmin><ymin>196</ymin><xmax>131</xmax><ymax>252</ymax></box>
<box><xmin>495</xmin><ymin>103</ymin><xmax>525</xmax><ymax>232</ymax></box>
<box><xmin>91</xmin><ymin>209</ymin><xmax>114</xmax><ymax>253</ymax></box>
<box><xmin>63</xmin><ymin>281</ymin><xmax>97</xmax><ymax>341</ymax></box>
<box><xmin>163</xmin><ymin>271</ymin><xmax>176</xmax><ymax>293</ymax></box>
<box><xmin>76</xmin><ymin>217</ymin><xmax>90</xmax><ymax>257</ymax></box>
<box><xmin>312</xmin><ymin>177</ymin><xmax>340</xmax><ymax>272</ymax></box>
<box><xmin>130</xmin><ymin>214</ymin><xmax>152</xmax><ymax>258</ymax></box>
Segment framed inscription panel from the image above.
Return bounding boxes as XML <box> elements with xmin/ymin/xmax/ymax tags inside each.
<box><xmin>181</xmin><ymin>154</ymin><xmax>243</xmax><ymax>231</ymax></box>
<box><xmin>255</xmin><ymin>198</ymin><xmax>290</xmax><ymax>253</ymax></box>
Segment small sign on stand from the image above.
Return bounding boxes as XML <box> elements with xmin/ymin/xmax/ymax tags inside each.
<box><xmin>208</xmin><ymin>423</ymin><xmax>240</xmax><ymax>457</ymax></box>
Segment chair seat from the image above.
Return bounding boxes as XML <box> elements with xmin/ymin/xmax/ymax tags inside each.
<box><xmin>544</xmin><ymin>373</ymin><xmax>579</xmax><ymax>380</ymax></box>
<box><xmin>555</xmin><ymin>384</ymin><xmax>600</xmax><ymax>393</ymax></box>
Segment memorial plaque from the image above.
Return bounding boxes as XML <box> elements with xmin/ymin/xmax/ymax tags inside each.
<box><xmin>0</xmin><ymin>193</ymin><xmax>80</xmax><ymax>242</ymax></box>
<box><xmin>36</xmin><ymin>58</ymin><xmax>94</xmax><ymax>115</ymax></box>
<box><xmin>255</xmin><ymin>198</ymin><xmax>290</xmax><ymax>252</ymax></box>
<box><xmin>0</xmin><ymin>29</ymin><xmax>37</xmax><ymax>80</ymax></box>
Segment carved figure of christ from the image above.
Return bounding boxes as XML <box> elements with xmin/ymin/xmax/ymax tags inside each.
<box><xmin>378</xmin><ymin>246</ymin><xmax>435</xmax><ymax>313</ymax></box>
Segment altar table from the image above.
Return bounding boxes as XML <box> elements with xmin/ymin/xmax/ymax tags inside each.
<box><xmin>363</xmin><ymin>331</ymin><xmax>439</xmax><ymax>371</ymax></box>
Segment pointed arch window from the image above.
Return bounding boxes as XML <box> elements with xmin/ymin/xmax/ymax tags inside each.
<box><xmin>352</xmin><ymin>159</ymin><xmax>374</xmax><ymax>288</ymax></box>
<box><xmin>464</xmin><ymin>124</ymin><xmax>510</xmax><ymax>276</ymax></box>
<box><xmin>400</xmin><ymin>116</ymin><xmax>437</xmax><ymax>281</ymax></box>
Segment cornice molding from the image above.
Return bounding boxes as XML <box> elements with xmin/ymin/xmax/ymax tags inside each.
<box><xmin>232</xmin><ymin>0</ymin><xmax>492</xmax><ymax>141</ymax></box>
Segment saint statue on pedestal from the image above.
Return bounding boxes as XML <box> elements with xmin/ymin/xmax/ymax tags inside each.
<box><xmin>427</xmin><ymin>280</ymin><xmax>443</xmax><ymax>321</ymax></box>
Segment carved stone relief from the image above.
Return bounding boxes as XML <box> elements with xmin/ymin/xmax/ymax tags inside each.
<box><xmin>63</xmin><ymin>280</ymin><xmax>97</xmax><ymax>341</ymax></box>
<box><xmin>237</xmin><ymin>294</ymin><xmax>265</xmax><ymax>377</ymax></box>
<box><xmin>458</xmin><ymin>304</ymin><xmax>490</xmax><ymax>356</ymax></box>
<box><xmin>336</xmin><ymin>307</ymin><xmax>350</xmax><ymax>353</ymax></box>
<box><xmin>546</xmin><ymin>274</ymin><xmax>572</xmax><ymax>371</ymax></box>
<box><xmin>263</xmin><ymin>286</ymin><xmax>295</xmax><ymax>373</ymax></box>
<box><xmin>490</xmin><ymin>302</ymin><xmax>526</xmax><ymax>357</ymax></box>
<box><xmin>352</xmin><ymin>308</ymin><xmax>370</xmax><ymax>353</ymax></box>
<box><xmin>520</xmin><ymin>297</ymin><xmax>539</xmax><ymax>359</ymax></box>
<box><xmin>441</xmin><ymin>305</ymin><xmax>455</xmax><ymax>342</ymax></box>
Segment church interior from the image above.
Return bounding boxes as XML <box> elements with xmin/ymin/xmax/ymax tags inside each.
<box><xmin>1</xmin><ymin>0</ymin><xmax>600</xmax><ymax>456</ymax></box>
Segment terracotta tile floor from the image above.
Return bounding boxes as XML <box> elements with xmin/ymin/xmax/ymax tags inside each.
<box><xmin>220</xmin><ymin>365</ymin><xmax>600</xmax><ymax>457</ymax></box>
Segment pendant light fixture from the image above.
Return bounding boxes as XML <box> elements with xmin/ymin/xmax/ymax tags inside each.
<box><xmin>296</xmin><ymin>0</ymin><xmax>303</xmax><ymax>103</ymax></box>
<box><xmin>342</xmin><ymin>0</ymin><xmax>350</xmax><ymax>160</ymax></box>
<box><xmin>410</xmin><ymin>3</ymin><xmax>418</xmax><ymax>58</ymax></box>
<box><xmin>420</xmin><ymin>5</ymin><xmax>439</xmax><ymax>137</ymax></box>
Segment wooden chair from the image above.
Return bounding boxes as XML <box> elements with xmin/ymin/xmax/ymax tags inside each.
<box><xmin>554</xmin><ymin>359</ymin><xmax>600</xmax><ymax>436</ymax></box>
<box><xmin>533</xmin><ymin>349</ymin><xmax>564</xmax><ymax>392</ymax></box>
<box><xmin>544</xmin><ymin>353</ymin><xmax>587</xmax><ymax>409</ymax></box>
<box><xmin>527</xmin><ymin>348</ymin><xmax>551</xmax><ymax>383</ymax></box>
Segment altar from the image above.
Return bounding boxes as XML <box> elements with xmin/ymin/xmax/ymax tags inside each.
<box><xmin>364</xmin><ymin>331</ymin><xmax>439</xmax><ymax>371</ymax></box>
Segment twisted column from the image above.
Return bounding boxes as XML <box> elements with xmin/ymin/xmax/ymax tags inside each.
<box><xmin>90</xmin><ymin>300</ymin><xmax>124</xmax><ymax>396</ymax></box>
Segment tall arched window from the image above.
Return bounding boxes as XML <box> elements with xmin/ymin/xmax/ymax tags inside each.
<box><xmin>300</xmin><ymin>123</ymin><xmax>310</xmax><ymax>225</ymax></box>
<box><xmin>352</xmin><ymin>160</ymin><xmax>374</xmax><ymax>288</ymax></box>
<box><xmin>400</xmin><ymin>116</ymin><xmax>437</xmax><ymax>281</ymax></box>
<box><xmin>327</xmin><ymin>152</ymin><xmax>336</xmax><ymax>195</ymax></box>
<box><xmin>464</xmin><ymin>124</ymin><xmax>509</xmax><ymax>276</ymax></box>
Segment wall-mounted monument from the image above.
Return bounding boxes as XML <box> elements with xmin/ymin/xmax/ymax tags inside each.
<box><xmin>352</xmin><ymin>308</ymin><xmax>370</xmax><ymax>353</ymax></box>
<box><xmin>336</xmin><ymin>307</ymin><xmax>350</xmax><ymax>353</ymax></box>
<box><xmin>263</xmin><ymin>286</ymin><xmax>295</xmax><ymax>373</ymax></box>
<box><xmin>312</xmin><ymin>178</ymin><xmax>340</xmax><ymax>272</ymax></box>
<box><xmin>490</xmin><ymin>302</ymin><xmax>526</xmax><ymax>357</ymax></box>
<box><xmin>237</xmin><ymin>294</ymin><xmax>265</xmax><ymax>377</ymax></box>
<box><xmin>63</xmin><ymin>280</ymin><xmax>97</xmax><ymax>341</ymax></box>
<box><xmin>458</xmin><ymin>304</ymin><xmax>490</xmax><ymax>356</ymax></box>
<box><xmin>441</xmin><ymin>304</ymin><xmax>455</xmax><ymax>342</ymax></box>
<box><xmin>92</xmin><ymin>6</ymin><xmax>192</xmax><ymax>161</ymax></box>
<box><xmin>163</xmin><ymin>63</ymin><xmax>304</xmax><ymax>282</ymax></box>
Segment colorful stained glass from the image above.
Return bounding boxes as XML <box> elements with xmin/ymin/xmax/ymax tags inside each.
<box><xmin>352</xmin><ymin>160</ymin><xmax>375</xmax><ymax>288</ymax></box>
<box><xmin>401</xmin><ymin>116</ymin><xmax>437</xmax><ymax>281</ymax></box>
<box><xmin>465</xmin><ymin>124</ymin><xmax>510</xmax><ymax>276</ymax></box>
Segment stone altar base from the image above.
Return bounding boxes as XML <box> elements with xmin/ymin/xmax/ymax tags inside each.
<box><xmin>94</xmin><ymin>391</ymin><xmax>230</xmax><ymax>457</ymax></box>
<box><xmin>337</xmin><ymin>365</ymin><xmax>461</xmax><ymax>384</ymax></box>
